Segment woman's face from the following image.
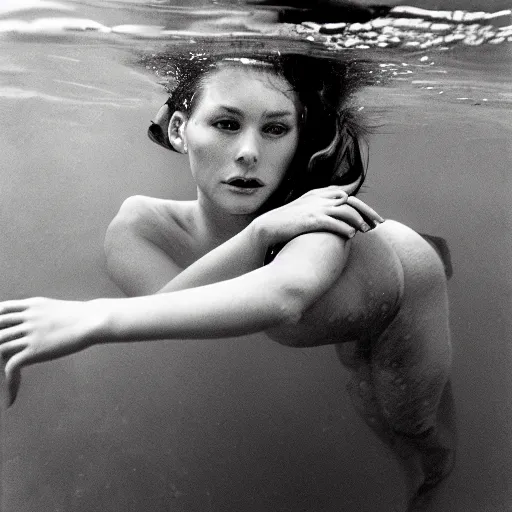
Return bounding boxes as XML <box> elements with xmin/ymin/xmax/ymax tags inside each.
<box><xmin>181</xmin><ymin>65</ymin><xmax>301</xmax><ymax>215</ymax></box>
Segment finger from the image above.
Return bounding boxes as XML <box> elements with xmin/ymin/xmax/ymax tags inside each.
<box><xmin>329</xmin><ymin>194</ymin><xmax>348</xmax><ymax>205</ymax></box>
<box><xmin>304</xmin><ymin>186</ymin><xmax>345</xmax><ymax>197</ymax></box>
<box><xmin>0</xmin><ymin>313</ymin><xmax>24</xmax><ymax>329</ymax></box>
<box><xmin>346</xmin><ymin>197</ymin><xmax>385</xmax><ymax>224</ymax></box>
<box><xmin>0</xmin><ymin>325</ymin><xmax>27</xmax><ymax>344</ymax></box>
<box><xmin>0</xmin><ymin>300</ymin><xmax>29</xmax><ymax>315</ymax></box>
<box><xmin>329</xmin><ymin>195</ymin><xmax>350</xmax><ymax>207</ymax></box>
<box><xmin>328</xmin><ymin>205</ymin><xmax>370</xmax><ymax>232</ymax></box>
<box><xmin>0</xmin><ymin>339</ymin><xmax>27</xmax><ymax>362</ymax></box>
<box><xmin>315</xmin><ymin>217</ymin><xmax>357</xmax><ymax>239</ymax></box>
<box><xmin>4</xmin><ymin>349</ymin><xmax>28</xmax><ymax>407</ymax></box>
<box><xmin>8</xmin><ymin>369</ymin><xmax>21</xmax><ymax>407</ymax></box>
<box><xmin>321</xmin><ymin>186</ymin><xmax>349</xmax><ymax>201</ymax></box>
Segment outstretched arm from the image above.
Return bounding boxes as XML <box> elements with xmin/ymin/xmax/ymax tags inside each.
<box><xmin>108</xmin><ymin>231</ymin><xmax>348</xmax><ymax>339</ymax></box>
<box><xmin>0</xmin><ymin>231</ymin><xmax>348</xmax><ymax>403</ymax></box>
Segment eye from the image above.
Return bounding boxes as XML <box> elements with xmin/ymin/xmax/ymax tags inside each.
<box><xmin>213</xmin><ymin>119</ymin><xmax>240</xmax><ymax>131</ymax></box>
<box><xmin>263</xmin><ymin>123</ymin><xmax>289</xmax><ymax>137</ymax></box>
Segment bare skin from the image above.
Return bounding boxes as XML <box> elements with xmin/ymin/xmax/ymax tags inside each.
<box><xmin>104</xmin><ymin>194</ymin><xmax>456</xmax><ymax>511</ymax></box>
<box><xmin>0</xmin><ymin>64</ymin><xmax>455</xmax><ymax>511</ymax></box>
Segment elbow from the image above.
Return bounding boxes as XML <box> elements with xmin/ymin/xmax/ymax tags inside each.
<box><xmin>273</xmin><ymin>286</ymin><xmax>309</xmax><ymax>326</ymax></box>
<box><xmin>265</xmin><ymin>270</ymin><xmax>321</xmax><ymax>326</ymax></box>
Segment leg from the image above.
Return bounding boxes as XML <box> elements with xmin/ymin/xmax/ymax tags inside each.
<box><xmin>336</xmin><ymin>313</ymin><xmax>456</xmax><ymax>511</ymax></box>
<box><xmin>419</xmin><ymin>233</ymin><xmax>453</xmax><ymax>280</ymax></box>
<box><xmin>369</xmin><ymin>307</ymin><xmax>457</xmax><ymax>511</ymax></box>
<box><xmin>336</xmin><ymin>342</ymin><xmax>426</xmax><ymax>501</ymax></box>
<box><xmin>405</xmin><ymin>381</ymin><xmax>457</xmax><ymax>512</ymax></box>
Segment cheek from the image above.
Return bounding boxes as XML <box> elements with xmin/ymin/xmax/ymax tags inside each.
<box><xmin>187</xmin><ymin>137</ymin><xmax>228</xmax><ymax>185</ymax></box>
<box><xmin>276</xmin><ymin>136</ymin><xmax>300</xmax><ymax>171</ymax></box>
<box><xmin>188</xmin><ymin>129</ymin><xmax>227</xmax><ymax>164</ymax></box>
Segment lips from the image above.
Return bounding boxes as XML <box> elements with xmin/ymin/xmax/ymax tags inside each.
<box><xmin>224</xmin><ymin>177</ymin><xmax>264</xmax><ymax>189</ymax></box>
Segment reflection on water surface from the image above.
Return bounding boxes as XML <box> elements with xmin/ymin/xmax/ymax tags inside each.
<box><xmin>1</xmin><ymin>1</ymin><xmax>511</xmax><ymax>107</ymax></box>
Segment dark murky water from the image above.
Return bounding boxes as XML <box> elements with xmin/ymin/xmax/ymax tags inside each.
<box><xmin>1</xmin><ymin>1</ymin><xmax>511</xmax><ymax>511</ymax></box>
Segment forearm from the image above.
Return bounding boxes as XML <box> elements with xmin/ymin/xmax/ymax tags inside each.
<box><xmin>98</xmin><ymin>267</ymin><xmax>300</xmax><ymax>343</ymax></box>
<box><xmin>158</xmin><ymin>223</ymin><xmax>267</xmax><ymax>293</ymax></box>
<box><xmin>94</xmin><ymin>232</ymin><xmax>346</xmax><ymax>345</ymax></box>
<box><xmin>0</xmin><ymin>232</ymin><xmax>345</xmax><ymax>406</ymax></box>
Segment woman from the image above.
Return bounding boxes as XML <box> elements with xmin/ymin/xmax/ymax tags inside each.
<box><xmin>0</xmin><ymin>52</ymin><xmax>454</xmax><ymax>510</ymax></box>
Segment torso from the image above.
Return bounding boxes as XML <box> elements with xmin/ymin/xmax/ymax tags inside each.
<box><xmin>138</xmin><ymin>197</ymin><xmax>448</xmax><ymax>348</ymax></box>
<box><xmin>134</xmin><ymin>197</ymin><xmax>212</xmax><ymax>268</ymax></box>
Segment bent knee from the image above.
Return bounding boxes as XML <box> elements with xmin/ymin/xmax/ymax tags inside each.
<box><xmin>419</xmin><ymin>233</ymin><xmax>453</xmax><ymax>280</ymax></box>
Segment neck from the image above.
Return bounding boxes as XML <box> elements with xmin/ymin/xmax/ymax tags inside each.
<box><xmin>195</xmin><ymin>195</ymin><xmax>256</xmax><ymax>247</ymax></box>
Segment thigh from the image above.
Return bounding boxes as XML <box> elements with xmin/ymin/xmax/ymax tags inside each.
<box><xmin>370</xmin><ymin>293</ymin><xmax>452</xmax><ymax>435</ymax></box>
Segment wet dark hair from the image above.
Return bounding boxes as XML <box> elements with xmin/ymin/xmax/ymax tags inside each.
<box><xmin>148</xmin><ymin>51</ymin><xmax>371</xmax><ymax>207</ymax></box>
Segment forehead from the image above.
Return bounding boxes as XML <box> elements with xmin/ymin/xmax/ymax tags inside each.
<box><xmin>195</xmin><ymin>65</ymin><xmax>299</xmax><ymax>114</ymax></box>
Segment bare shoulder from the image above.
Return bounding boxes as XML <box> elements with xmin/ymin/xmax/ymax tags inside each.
<box><xmin>112</xmin><ymin>195</ymin><xmax>194</xmax><ymax>237</ymax></box>
<box><xmin>111</xmin><ymin>195</ymin><xmax>198</xmax><ymax>242</ymax></box>
<box><xmin>105</xmin><ymin>195</ymin><xmax>198</xmax><ymax>266</ymax></box>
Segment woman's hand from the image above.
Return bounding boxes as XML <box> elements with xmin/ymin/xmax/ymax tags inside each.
<box><xmin>252</xmin><ymin>185</ymin><xmax>384</xmax><ymax>247</ymax></box>
<box><xmin>0</xmin><ymin>297</ymin><xmax>105</xmax><ymax>406</ymax></box>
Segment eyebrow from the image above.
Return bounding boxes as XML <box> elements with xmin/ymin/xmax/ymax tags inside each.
<box><xmin>217</xmin><ymin>105</ymin><xmax>295</xmax><ymax>118</ymax></box>
<box><xmin>265</xmin><ymin>110</ymin><xmax>295</xmax><ymax>119</ymax></box>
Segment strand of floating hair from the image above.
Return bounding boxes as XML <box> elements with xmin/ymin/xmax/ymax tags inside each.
<box><xmin>307</xmin><ymin>128</ymin><xmax>342</xmax><ymax>172</ymax></box>
<box><xmin>306</xmin><ymin>115</ymin><xmax>368</xmax><ymax>193</ymax></box>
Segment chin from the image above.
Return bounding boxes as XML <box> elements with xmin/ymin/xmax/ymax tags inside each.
<box><xmin>224</xmin><ymin>204</ymin><xmax>261</xmax><ymax>216</ymax></box>
<box><xmin>221</xmin><ymin>197</ymin><xmax>265</xmax><ymax>216</ymax></box>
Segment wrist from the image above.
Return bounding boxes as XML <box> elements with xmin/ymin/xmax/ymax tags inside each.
<box><xmin>86</xmin><ymin>298</ymin><xmax>116</xmax><ymax>344</ymax></box>
<box><xmin>247</xmin><ymin>215</ymin><xmax>272</xmax><ymax>249</ymax></box>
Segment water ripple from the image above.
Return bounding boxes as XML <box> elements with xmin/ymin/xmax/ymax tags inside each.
<box><xmin>0</xmin><ymin>3</ymin><xmax>510</xmax><ymax>107</ymax></box>
<box><xmin>0</xmin><ymin>4</ymin><xmax>510</xmax><ymax>51</ymax></box>
<box><xmin>0</xmin><ymin>0</ymin><xmax>73</xmax><ymax>17</ymax></box>
<box><xmin>0</xmin><ymin>86</ymin><xmax>142</xmax><ymax>106</ymax></box>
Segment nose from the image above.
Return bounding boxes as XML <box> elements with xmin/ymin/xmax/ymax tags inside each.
<box><xmin>235</xmin><ymin>130</ymin><xmax>259</xmax><ymax>168</ymax></box>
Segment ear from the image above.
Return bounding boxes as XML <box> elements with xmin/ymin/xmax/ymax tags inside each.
<box><xmin>168</xmin><ymin>111</ymin><xmax>188</xmax><ymax>154</ymax></box>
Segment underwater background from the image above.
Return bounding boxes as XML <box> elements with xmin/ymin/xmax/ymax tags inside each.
<box><xmin>1</xmin><ymin>1</ymin><xmax>511</xmax><ymax>510</ymax></box>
